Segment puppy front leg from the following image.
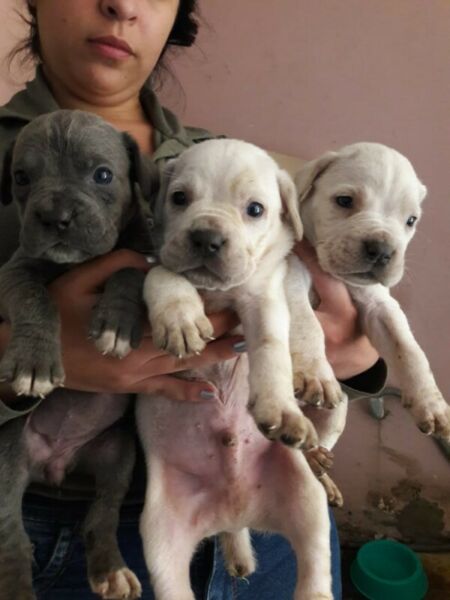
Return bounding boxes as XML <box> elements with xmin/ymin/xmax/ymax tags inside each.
<box><xmin>285</xmin><ymin>255</ymin><xmax>345</xmax><ymax>409</ymax></box>
<box><xmin>236</xmin><ymin>266</ymin><xmax>317</xmax><ymax>449</ymax></box>
<box><xmin>0</xmin><ymin>259</ymin><xmax>64</xmax><ymax>397</ymax></box>
<box><xmin>143</xmin><ymin>266</ymin><xmax>213</xmax><ymax>358</ymax></box>
<box><xmin>90</xmin><ymin>268</ymin><xmax>146</xmax><ymax>359</ymax></box>
<box><xmin>351</xmin><ymin>284</ymin><xmax>450</xmax><ymax>441</ymax></box>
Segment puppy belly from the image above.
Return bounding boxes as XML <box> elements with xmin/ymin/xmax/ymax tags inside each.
<box><xmin>138</xmin><ymin>358</ymin><xmax>308</xmax><ymax>534</ymax></box>
<box><xmin>24</xmin><ymin>389</ymin><xmax>130</xmax><ymax>485</ymax></box>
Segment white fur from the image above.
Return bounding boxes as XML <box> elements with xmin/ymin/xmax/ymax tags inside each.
<box><xmin>137</xmin><ymin>139</ymin><xmax>333</xmax><ymax>600</ymax></box>
<box><xmin>294</xmin><ymin>142</ymin><xmax>450</xmax><ymax>447</ymax></box>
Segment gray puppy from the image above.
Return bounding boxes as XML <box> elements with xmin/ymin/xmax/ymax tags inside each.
<box><xmin>0</xmin><ymin>110</ymin><xmax>156</xmax><ymax>600</ymax></box>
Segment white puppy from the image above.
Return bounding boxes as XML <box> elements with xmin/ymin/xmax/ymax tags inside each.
<box><xmin>290</xmin><ymin>142</ymin><xmax>450</xmax><ymax>494</ymax></box>
<box><xmin>137</xmin><ymin>139</ymin><xmax>334</xmax><ymax>600</ymax></box>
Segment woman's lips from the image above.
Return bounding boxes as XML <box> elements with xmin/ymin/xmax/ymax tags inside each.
<box><xmin>88</xmin><ymin>36</ymin><xmax>134</xmax><ymax>60</ymax></box>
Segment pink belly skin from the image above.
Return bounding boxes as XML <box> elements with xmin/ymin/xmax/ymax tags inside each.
<box><xmin>138</xmin><ymin>356</ymin><xmax>298</xmax><ymax>531</ymax></box>
<box><xmin>24</xmin><ymin>389</ymin><xmax>130</xmax><ymax>485</ymax></box>
<box><xmin>137</xmin><ymin>356</ymin><xmax>333</xmax><ymax>600</ymax></box>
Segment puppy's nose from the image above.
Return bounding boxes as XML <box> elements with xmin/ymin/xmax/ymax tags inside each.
<box><xmin>35</xmin><ymin>207</ymin><xmax>74</xmax><ymax>232</ymax></box>
<box><xmin>363</xmin><ymin>240</ymin><xmax>394</xmax><ymax>266</ymax></box>
<box><xmin>190</xmin><ymin>229</ymin><xmax>226</xmax><ymax>257</ymax></box>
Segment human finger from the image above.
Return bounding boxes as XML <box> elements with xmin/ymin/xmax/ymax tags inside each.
<box><xmin>207</xmin><ymin>309</ymin><xmax>240</xmax><ymax>338</ymax></box>
<box><xmin>142</xmin><ymin>334</ymin><xmax>246</xmax><ymax>374</ymax></box>
<box><xmin>133</xmin><ymin>375</ymin><xmax>219</xmax><ymax>402</ymax></box>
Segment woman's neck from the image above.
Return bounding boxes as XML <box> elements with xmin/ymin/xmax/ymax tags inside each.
<box><xmin>50</xmin><ymin>85</ymin><xmax>146</xmax><ymax>125</ymax></box>
<box><xmin>43</xmin><ymin>68</ymin><xmax>154</xmax><ymax>154</ymax></box>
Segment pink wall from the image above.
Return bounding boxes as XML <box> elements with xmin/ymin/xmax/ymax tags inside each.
<box><xmin>160</xmin><ymin>0</ymin><xmax>450</xmax><ymax>547</ymax></box>
<box><xmin>0</xmin><ymin>0</ymin><xmax>449</xmax><ymax>546</ymax></box>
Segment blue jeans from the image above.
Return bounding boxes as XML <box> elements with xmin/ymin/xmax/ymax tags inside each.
<box><xmin>24</xmin><ymin>493</ymin><xmax>342</xmax><ymax>599</ymax></box>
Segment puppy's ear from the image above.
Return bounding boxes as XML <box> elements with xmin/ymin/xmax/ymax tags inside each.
<box><xmin>152</xmin><ymin>158</ymin><xmax>178</xmax><ymax>228</ymax></box>
<box><xmin>122</xmin><ymin>132</ymin><xmax>160</xmax><ymax>204</ymax></box>
<box><xmin>294</xmin><ymin>151</ymin><xmax>338</xmax><ymax>203</ymax></box>
<box><xmin>418</xmin><ymin>182</ymin><xmax>427</xmax><ymax>203</ymax></box>
<box><xmin>277</xmin><ymin>169</ymin><xmax>303</xmax><ymax>241</ymax></box>
<box><xmin>1</xmin><ymin>142</ymin><xmax>15</xmax><ymax>205</ymax></box>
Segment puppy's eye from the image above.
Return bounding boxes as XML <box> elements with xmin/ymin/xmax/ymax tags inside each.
<box><xmin>172</xmin><ymin>191</ymin><xmax>188</xmax><ymax>206</ymax></box>
<box><xmin>406</xmin><ymin>216</ymin><xmax>417</xmax><ymax>227</ymax></box>
<box><xmin>93</xmin><ymin>167</ymin><xmax>113</xmax><ymax>185</ymax></box>
<box><xmin>335</xmin><ymin>195</ymin><xmax>353</xmax><ymax>209</ymax></box>
<box><xmin>14</xmin><ymin>170</ymin><xmax>30</xmax><ymax>186</ymax></box>
<box><xmin>247</xmin><ymin>201</ymin><xmax>264</xmax><ymax>218</ymax></box>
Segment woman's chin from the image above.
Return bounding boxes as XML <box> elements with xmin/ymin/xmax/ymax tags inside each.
<box><xmin>66</xmin><ymin>64</ymin><xmax>144</xmax><ymax>104</ymax></box>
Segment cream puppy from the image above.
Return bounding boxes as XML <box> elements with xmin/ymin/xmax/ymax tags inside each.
<box><xmin>291</xmin><ymin>142</ymin><xmax>450</xmax><ymax>486</ymax></box>
<box><xmin>137</xmin><ymin>139</ymin><xmax>334</xmax><ymax>600</ymax></box>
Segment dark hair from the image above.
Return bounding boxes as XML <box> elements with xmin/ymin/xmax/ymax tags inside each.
<box><xmin>10</xmin><ymin>0</ymin><xmax>199</xmax><ymax>69</ymax></box>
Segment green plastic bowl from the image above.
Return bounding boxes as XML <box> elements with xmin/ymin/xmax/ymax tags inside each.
<box><xmin>350</xmin><ymin>540</ymin><xmax>428</xmax><ymax>600</ymax></box>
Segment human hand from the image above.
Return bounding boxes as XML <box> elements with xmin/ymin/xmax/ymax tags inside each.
<box><xmin>294</xmin><ymin>240</ymin><xmax>379</xmax><ymax>380</ymax></box>
<box><xmin>48</xmin><ymin>250</ymin><xmax>243</xmax><ymax>402</ymax></box>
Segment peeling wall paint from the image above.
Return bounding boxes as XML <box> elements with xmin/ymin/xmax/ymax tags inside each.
<box><xmin>333</xmin><ymin>398</ymin><xmax>450</xmax><ymax>549</ymax></box>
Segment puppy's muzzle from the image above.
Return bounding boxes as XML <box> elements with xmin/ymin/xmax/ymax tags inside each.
<box><xmin>189</xmin><ymin>228</ymin><xmax>227</xmax><ymax>259</ymax></box>
<box><xmin>362</xmin><ymin>239</ymin><xmax>395</xmax><ymax>267</ymax></box>
<box><xmin>34</xmin><ymin>205</ymin><xmax>75</xmax><ymax>233</ymax></box>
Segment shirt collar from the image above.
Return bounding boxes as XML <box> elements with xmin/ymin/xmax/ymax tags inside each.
<box><xmin>0</xmin><ymin>66</ymin><xmax>214</xmax><ymax>163</ymax></box>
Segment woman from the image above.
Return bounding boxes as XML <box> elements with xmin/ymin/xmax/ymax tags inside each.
<box><xmin>0</xmin><ymin>1</ymin><xmax>385</xmax><ymax>598</ymax></box>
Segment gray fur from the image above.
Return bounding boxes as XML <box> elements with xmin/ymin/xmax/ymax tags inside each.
<box><xmin>0</xmin><ymin>110</ymin><xmax>156</xmax><ymax>599</ymax></box>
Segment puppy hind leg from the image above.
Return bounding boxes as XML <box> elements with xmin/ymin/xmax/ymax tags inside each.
<box><xmin>78</xmin><ymin>426</ymin><xmax>141</xmax><ymax>600</ymax></box>
<box><xmin>302</xmin><ymin>397</ymin><xmax>348</xmax><ymax>505</ymax></box>
<box><xmin>285</xmin><ymin>255</ymin><xmax>344</xmax><ymax>410</ymax></box>
<box><xmin>139</xmin><ymin>473</ymin><xmax>203</xmax><ymax>600</ymax></box>
<box><xmin>0</xmin><ymin>418</ymin><xmax>34</xmax><ymax>600</ymax></box>
<box><xmin>266</xmin><ymin>455</ymin><xmax>333</xmax><ymax>600</ymax></box>
<box><xmin>219</xmin><ymin>529</ymin><xmax>256</xmax><ymax>579</ymax></box>
<box><xmin>286</xmin><ymin>490</ymin><xmax>333</xmax><ymax>600</ymax></box>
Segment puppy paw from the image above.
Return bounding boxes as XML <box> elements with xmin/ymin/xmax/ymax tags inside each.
<box><xmin>403</xmin><ymin>388</ymin><xmax>450</xmax><ymax>441</ymax></box>
<box><xmin>150</xmin><ymin>300</ymin><xmax>213</xmax><ymax>358</ymax></box>
<box><xmin>294</xmin><ymin>368</ymin><xmax>344</xmax><ymax>409</ymax></box>
<box><xmin>249</xmin><ymin>395</ymin><xmax>318</xmax><ymax>449</ymax></box>
<box><xmin>318</xmin><ymin>473</ymin><xmax>344</xmax><ymax>507</ymax></box>
<box><xmin>0</xmin><ymin>337</ymin><xmax>64</xmax><ymax>397</ymax></box>
<box><xmin>90</xmin><ymin>303</ymin><xmax>144</xmax><ymax>359</ymax></box>
<box><xmin>90</xmin><ymin>567</ymin><xmax>142</xmax><ymax>599</ymax></box>
<box><xmin>94</xmin><ymin>330</ymin><xmax>134</xmax><ymax>359</ymax></box>
<box><xmin>304</xmin><ymin>446</ymin><xmax>334</xmax><ymax>477</ymax></box>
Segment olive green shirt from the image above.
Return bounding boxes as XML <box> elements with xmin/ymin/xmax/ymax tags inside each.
<box><xmin>0</xmin><ymin>67</ymin><xmax>387</xmax><ymax>430</ymax></box>
<box><xmin>0</xmin><ymin>68</ymin><xmax>217</xmax><ymax>426</ymax></box>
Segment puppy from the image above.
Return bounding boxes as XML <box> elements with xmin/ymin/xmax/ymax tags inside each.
<box><xmin>137</xmin><ymin>139</ymin><xmax>334</xmax><ymax>600</ymax></box>
<box><xmin>288</xmin><ymin>142</ymin><xmax>450</xmax><ymax>500</ymax></box>
<box><xmin>0</xmin><ymin>110</ymin><xmax>156</xmax><ymax>600</ymax></box>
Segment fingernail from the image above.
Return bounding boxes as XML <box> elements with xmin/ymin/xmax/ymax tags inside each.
<box><xmin>200</xmin><ymin>390</ymin><xmax>216</xmax><ymax>400</ymax></box>
<box><xmin>233</xmin><ymin>341</ymin><xmax>247</xmax><ymax>353</ymax></box>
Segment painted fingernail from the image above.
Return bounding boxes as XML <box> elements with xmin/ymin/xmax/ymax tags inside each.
<box><xmin>233</xmin><ymin>341</ymin><xmax>247</xmax><ymax>353</ymax></box>
<box><xmin>200</xmin><ymin>390</ymin><xmax>216</xmax><ymax>400</ymax></box>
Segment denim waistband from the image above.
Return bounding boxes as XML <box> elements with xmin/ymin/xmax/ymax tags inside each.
<box><xmin>23</xmin><ymin>492</ymin><xmax>144</xmax><ymax>525</ymax></box>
